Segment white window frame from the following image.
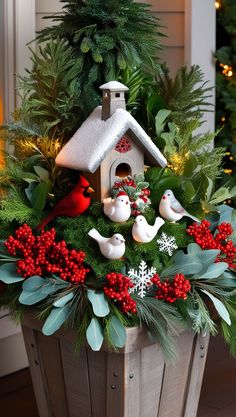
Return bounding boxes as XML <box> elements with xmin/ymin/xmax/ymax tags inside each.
<box><xmin>185</xmin><ymin>0</ymin><xmax>216</xmax><ymax>133</ymax></box>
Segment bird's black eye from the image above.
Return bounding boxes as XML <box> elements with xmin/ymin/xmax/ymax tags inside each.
<box><xmin>121</xmin><ymin>199</ymin><xmax>124</xmax><ymax>202</ymax></box>
<box><xmin>167</xmin><ymin>193</ymin><xmax>170</xmax><ymax>196</ymax></box>
<box><xmin>140</xmin><ymin>218</ymin><xmax>142</xmax><ymax>221</ymax></box>
<box><xmin>116</xmin><ymin>237</ymin><xmax>118</xmax><ymax>240</ymax></box>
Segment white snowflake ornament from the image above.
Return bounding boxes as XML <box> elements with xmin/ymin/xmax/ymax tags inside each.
<box><xmin>128</xmin><ymin>260</ymin><xmax>156</xmax><ymax>298</ymax></box>
<box><xmin>157</xmin><ymin>232</ymin><xmax>178</xmax><ymax>256</ymax></box>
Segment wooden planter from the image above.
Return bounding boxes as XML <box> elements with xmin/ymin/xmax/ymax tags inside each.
<box><xmin>21</xmin><ymin>313</ymin><xmax>209</xmax><ymax>417</ymax></box>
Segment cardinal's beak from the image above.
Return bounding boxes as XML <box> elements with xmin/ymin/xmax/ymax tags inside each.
<box><xmin>87</xmin><ymin>187</ymin><xmax>95</xmax><ymax>193</ymax></box>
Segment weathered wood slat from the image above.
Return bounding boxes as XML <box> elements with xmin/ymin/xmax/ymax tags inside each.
<box><xmin>21</xmin><ymin>325</ymin><xmax>51</xmax><ymax>417</ymax></box>
<box><xmin>157</xmin><ymin>331</ymin><xmax>195</xmax><ymax>417</ymax></box>
<box><xmin>183</xmin><ymin>332</ymin><xmax>210</xmax><ymax>417</ymax></box>
<box><xmin>60</xmin><ymin>341</ymin><xmax>92</xmax><ymax>417</ymax></box>
<box><xmin>140</xmin><ymin>344</ymin><xmax>165</xmax><ymax>417</ymax></box>
<box><xmin>87</xmin><ymin>349</ymin><xmax>107</xmax><ymax>417</ymax></box>
<box><xmin>36</xmin><ymin>332</ymin><xmax>69</xmax><ymax>417</ymax></box>
<box><xmin>106</xmin><ymin>352</ymin><xmax>125</xmax><ymax>417</ymax></box>
<box><xmin>124</xmin><ymin>351</ymin><xmax>141</xmax><ymax>417</ymax></box>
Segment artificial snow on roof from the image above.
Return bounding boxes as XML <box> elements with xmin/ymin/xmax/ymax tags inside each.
<box><xmin>99</xmin><ymin>81</ymin><xmax>129</xmax><ymax>91</ymax></box>
<box><xmin>56</xmin><ymin>106</ymin><xmax>167</xmax><ymax>172</ymax></box>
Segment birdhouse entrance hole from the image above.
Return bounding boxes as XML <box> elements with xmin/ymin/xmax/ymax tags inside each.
<box><xmin>115</xmin><ymin>163</ymin><xmax>131</xmax><ymax>178</ymax></box>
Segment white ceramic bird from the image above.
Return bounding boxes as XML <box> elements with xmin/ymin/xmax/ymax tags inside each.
<box><xmin>132</xmin><ymin>215</ymin><xmax>165</xmax><ymax>243</ymax></box>
<box><xmin>159</xmin><ymin>189</ymin><xmax>200</xmax><ymax>222</ymax></box>
<box><xmin>88</xmin><ymin>228</ymin><xmax>126</xmax><ymax>259</ymax></box>
<box><xmin>103</xmin><ymin>191</ymin><xmax>131</xmax><ymax>223</ymax></box>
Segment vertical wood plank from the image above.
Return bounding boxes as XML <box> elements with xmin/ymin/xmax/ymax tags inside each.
<box><xmin>87</xmin><ymin>349</ymin><xmax>107</xmax><ymax>417</ymax></box>
<box><xmin>140</xmin><ymin>344</ymin><xmax>165</xmax><ymax>417</ymax></box>
<box><xmin>183</xmin><ymin>332</ymin><xmax>210</xmax><ymax>417</ymax></box>
<box><xmin>60</xmin><ymin>340</ymin><xmax>92</xmax><ymax>417</ymax></box>
<box><xmin>106</xmin><ymin>352</ymin><xmax>125</xmax><ymax>417</ymax></box>
<box><xmin>157</xmin><ymin>331</ymin><xmax>195</xmax><ymax>417</ymax></box>
<box><xmin>37</xmin><ymin>332</ymin><xmax>69</xmax><ymax>417</ymax></box>
<box><xmin>124</xmin><ymin>351</ymin><xmax>141</xmax><ymax>417</ymax></box>
<box><xmin>21</xmin><ymin>325</ymin><xmax>51</xmax><ymax>417</ymax></box>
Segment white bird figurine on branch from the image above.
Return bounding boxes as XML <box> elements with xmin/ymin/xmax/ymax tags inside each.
<box><xmin>159</xmin><ymin>189</ymin><xmax>200</xmax><ymax>223</ymax></box>
<box><xmin>103</xmin><ymin>191</ymin><xmax>131</xmax><ymax>223</ymax></box>
<box><xmin>132</xmin><ymin>215</ymin><xmax>165</xmax><ymax>243</ymax></box>
<box><xmin>88</xmin><ymin>228</ymin><xmax>126</xmax><ymax>259</ymax></box>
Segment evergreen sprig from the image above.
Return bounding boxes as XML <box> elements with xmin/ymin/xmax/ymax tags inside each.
<box><xmin>34</xmin><ymin>0</ymin><xmax>164</xmax><ymax>116</ymax></box>
<box><xmin>134</xmin><ymin>295</ymin><xmax>184</xmax><ymax>362</ymax></box>
<box><xmin>157</xmin><ymin>65</ymin><xmax>213</xmax><ymax>126</ymax></box>
<box><xmin>19</xmin><ymin>39</ymin><xmax>83</xmax><ymax>138</ymax></box>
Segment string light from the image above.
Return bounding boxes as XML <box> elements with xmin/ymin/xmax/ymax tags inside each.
<box><xmin>168</xmin><ymin>152</ymin><xmax>190</xmax><ymax>175</ymax></box>
<box><xmin>220</xmin><ymin>63</ymin><xmax>234</xmax><ymax>77</ymax></box>
<box><xmin>224</xmin><ymin>168</ymin><xmax>233</xmax><ymax>174</ymax></box>
<box><xmin>215</xmin><ymin>1</ymin><xmax>221</xmax><ymax>9</ymax></box>
<box><xmin>221</xmin><ymin>116</ymin><xmax>226</xmax><ymax>123</ymax></box>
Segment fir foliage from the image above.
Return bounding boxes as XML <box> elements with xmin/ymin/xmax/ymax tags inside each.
<box><xmin>134</xmin><ymin>295</ymin><xmax>184</xmax><ymax>362</ymax></box>
<box><xmin>37</xmin><ymin>0</ymin><xmax>163</xmax><ymax>73</ymax></box>
<box><xmin>19</xmin><ymin>40</ymin><xmax>83</xmax><ymax>138</ymax></box>
<box><xmin>157</xmin><ymin>65</ymin><xmax>213</xmax><ymax>126</ymax></box>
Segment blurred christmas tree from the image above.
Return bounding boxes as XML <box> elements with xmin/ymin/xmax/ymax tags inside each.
<box><xmin>215</xmin><ymin>0</ymin><xmax>236</xmax><ymax>204</ymax></box>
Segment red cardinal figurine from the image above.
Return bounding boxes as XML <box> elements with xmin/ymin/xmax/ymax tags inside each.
<box><xmin>36</xmin><ymin>175</ymin><xmax>94</xmax><ymax>230</ymax></box>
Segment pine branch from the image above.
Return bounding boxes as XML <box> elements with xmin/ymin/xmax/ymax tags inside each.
<box><xmin>134</xmin><ymin>295</ymin><xmax>184</xmax><ymax>362</ymax></box>
<box><xmin>157</xmin><ymin>65</ymin><xmax>213</xmax><ymax>125</ymax></box>
<box><xmin>18</xmin><ymin>39</ymin><xmax>84</xmax><ymax>138</ymax></box>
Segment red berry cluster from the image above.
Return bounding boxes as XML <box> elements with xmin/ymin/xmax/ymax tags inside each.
<box><xmin>4</xmin><ymin>224</ymin><xmax>90</xmax><ymax>283</ymax></box>
<box><xmin>113</xmin><ymin>177</ymin><xmax>151</xmax><ymax>216</ymax></box>
<box><xmin>186</xmin><ymin>220</ymin><xmax>236</xmax><ymax>269</ymax></box>
<box><xmin>151</xmin><ymin>273</ymin><xmax>191</xmax><ymax>303</ymax></box>
<box><xmin>103</xmin><ymin>272</ymin><xmax>137</xmax><ymax>314</ymax></box>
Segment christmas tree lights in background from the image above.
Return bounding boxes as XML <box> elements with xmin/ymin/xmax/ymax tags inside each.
<box><xmin>220</xmin><ymin>63</ymin><xmax>233</xmax><ymax>77</ymax></box>
<box><xmin>215</xmin><ymin>0</ymin><xmax>236</xmax><ymax>203</ymax></box>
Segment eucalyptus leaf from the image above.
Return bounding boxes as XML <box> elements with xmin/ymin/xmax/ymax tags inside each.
<box><xmin>0</xmin><ymin>263</ymin><xmax>24</xmax><ymax>283</ymax></box>
<box><xmin>53</xmin><ymin>292</ymin><xmax>74</xmax><ymax>307</ymax></box>
<box><xmin>201</xmin><ymin>290</ymin><xmax>231</xmax><ymax>325</ymax></box>
<box><xmin>22</xmin><ymin>276</ymin><xmax>46</xmax><ymax>291</ymax></box>
<box><xmin>198</xmin><ymin>262</ymin><xmax>228</xmax><ymax>279</ymax></box>
<box><xmin>187</xmin><ymin>243</ymin><xmax>202</xmax><ymax>255</ymax></box>
<box><xmin>108</xmin><ymin>315</ymin><xmax>126</xmax><ymax>348</ymax></box>
<box><xmin>162</xmin><ymin>254</ymin><xmax>202</xmax><ymax>277</ymax></box>
<box><xmin>218</xmin><ymin>204</ymin><xmax>234</xmax><ymax>224</ymax></box>
<box><xmin>22</xmin><ymin>276</ymin><xmax>57</xmax><ymax>295</ymax></box>
<box><xmin>34</xmin><ymin>166</ymin><xmax>49</xmax><ymax>181</ymax></box>
<box><xmin>87</xmin><ymin>289</ymin><xmax>110</xmax><ymax>317</ymax></box>
<box><xmin>19</xmin><ymin>290</ymin><xmax>50</xmax><ymax>305</ymax></box>
<box><xmin>86</xmin><ymin>317</ymin><xmax>104</xmax><ymax>351</ymax></box>
<box><xmin>42</xmin><ymin>305</ymin><xmax>72</xmax><ymax>336</ymax></box>
<box><xmin>197</xmin><ymin>250</ymin><xmax>221</xmax><ymax>270</ymax></box>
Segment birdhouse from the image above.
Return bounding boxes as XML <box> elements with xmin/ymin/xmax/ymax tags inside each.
<box><xmin>56</xmin><ymin>81</ymin><xmax>167</xmax><ymax>201</ymax></box>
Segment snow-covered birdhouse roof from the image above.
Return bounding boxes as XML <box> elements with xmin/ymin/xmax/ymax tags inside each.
<box><xmin>56</xmin><ymin>82</ymin><xmax>167</xmax><ymax>172</ymax></box>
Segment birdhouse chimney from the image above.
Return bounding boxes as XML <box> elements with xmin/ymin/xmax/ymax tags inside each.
<box><xmin>99</xmin><ymin>81</ymin><xmax>129</xmax><ymax>121</ymax></box>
